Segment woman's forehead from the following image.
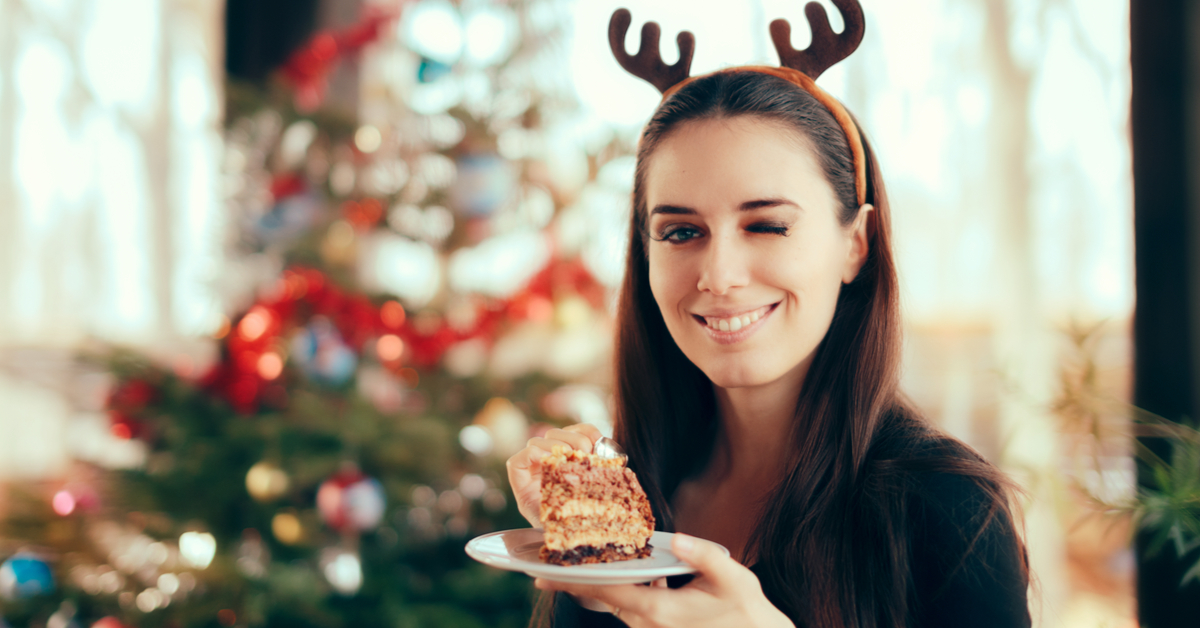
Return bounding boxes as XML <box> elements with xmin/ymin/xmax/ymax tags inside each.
<box><xmin>644</xmin><ymin>117</ymin><xmax>829</xmax><ymax>210</ymax></box>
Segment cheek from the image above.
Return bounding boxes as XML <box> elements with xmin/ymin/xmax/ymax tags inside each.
<box><xmin>769</xmin><ymin>238</ymin><xmax>847</xmax><ymax>304</ymax></box>
<box><xmin>647</xmin><ymin>249</ymin><xmax>684</xmax><ymax>310</ymax></box>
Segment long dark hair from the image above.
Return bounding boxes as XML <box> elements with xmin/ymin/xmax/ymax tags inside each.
<box><xmin>610</xmin><ymin>71</ymin><xmax>1028</xmax><ymax>627</ymax></box>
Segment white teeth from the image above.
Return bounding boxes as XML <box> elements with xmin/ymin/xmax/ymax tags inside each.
<box><xmin>704</xmin><ymin>306</ymin><xmax>770</xmax><ymax>332</ymax></box>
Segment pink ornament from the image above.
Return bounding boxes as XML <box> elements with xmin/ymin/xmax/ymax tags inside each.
<box><xmin>317</xmin><ymin>471</ymin><xmax>386</xmax><ymax>532</ymax></box>
<box><xmin>51</xmin><ymin>490</ymin><xmax>76</xmax><ymax>516</ymax></box>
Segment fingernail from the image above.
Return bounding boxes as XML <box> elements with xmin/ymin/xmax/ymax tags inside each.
<box><xmin>534</xmin><ymin>578</ymin><xmax>545</xmax><ymax>589</ymax></box>
<box><xmin>674</xmin><ymin>533</ymin><xmax>694</xmax><ymax>555</ymax></box>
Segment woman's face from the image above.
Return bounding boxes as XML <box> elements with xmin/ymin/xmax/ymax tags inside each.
<box><xmin>645</xmin><ymin>116</ymin><xmax>869</xmax><ymax>391</ymax></box>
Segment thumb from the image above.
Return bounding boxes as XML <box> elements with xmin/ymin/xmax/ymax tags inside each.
<box><xmin>672</xmin><ymin>533</ymin><xmax>742</xmax><ymax>590</ymax></box>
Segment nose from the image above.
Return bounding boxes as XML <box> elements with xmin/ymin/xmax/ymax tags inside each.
<box><xmin>695</xmin><ymin>231</ymin><xmax>750</xmax><ymax>295</ymax></box>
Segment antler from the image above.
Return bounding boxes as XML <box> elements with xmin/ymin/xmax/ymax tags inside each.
<box><xmin>608</xmin><ymin>8</ymin><xmax>695</xmax><ymax>94</ymax></box>
<box><xmin>770</xmin><ymin>0</ymin><xmax>865</xmax><ymax>79</ymax></box>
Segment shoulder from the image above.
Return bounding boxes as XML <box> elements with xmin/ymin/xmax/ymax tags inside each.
<box><xmin>863</xmin><ymin>414</ymin><xmax>1031</xmax><ymax>626</ymax></box>
<box><xmin>906</xmin><ymin>469</ymin><xmax>1031</xmax><ymax>628</ymax></box>
<box><xmin>909</xmin><ymin>470</ymin><xmax>1015</xmax><ymax>560</ymax></box>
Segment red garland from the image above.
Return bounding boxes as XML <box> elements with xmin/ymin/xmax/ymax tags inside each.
<box><xmin>280</xmin><ymin>5</ymin><xmax>400</xmax><ymax>111</ymax></box>
<box><xmin>114</xmin><ymin>256</ymin><xmax>607</xmax><ymax>418</ymax></box>
<box><xmin>202</xmin><ymin>267</ymin><xmax>391</xmax><ymax>413</ymax></box>
<box><xmin>396</xmin><ymin>258</ymin><xmax>608</xmax><ymax>368</ymax></box>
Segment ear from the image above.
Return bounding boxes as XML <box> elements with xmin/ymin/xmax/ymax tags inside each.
<box><xmin>841</xmin><ymin>204</ymin><xmax>873</xmax><ymax>284</ymax></box>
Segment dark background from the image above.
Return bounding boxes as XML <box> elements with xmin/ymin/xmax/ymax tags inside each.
<box><xmin>1131</xmin><ymin>0</ymin><xmax>1200</xmax><ymax>625</ymax></box>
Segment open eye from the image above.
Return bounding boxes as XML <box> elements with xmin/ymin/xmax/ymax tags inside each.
<box><xmin>656</xmin><ymin>225</ymin><xmax>703</xmax><ymax>243</ymax></box>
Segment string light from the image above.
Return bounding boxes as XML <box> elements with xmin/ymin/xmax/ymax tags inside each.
<box><xmin>376</xmin><ymin>335</ymin><xmax>404</xmax><ymax>362</ymax></box>
<box><xmin>238</xmin><ymin>307</ymin><xmax>272</xmax><ymax>341</ymax></box>
<box><xmin>256</xmin><ymin>352</ymin><xmax>284</xmax><ymax>380</ymax></box>
<box><xmin>178</xmin><ymin>532</ymin><xmax>216</xmax><ymax>569</ymax></box>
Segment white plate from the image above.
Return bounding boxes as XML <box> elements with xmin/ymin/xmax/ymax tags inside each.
<box><xmin>465</xmin><ymin>529</ymin><xmax>727</xmax><ymax>585</ymax></box>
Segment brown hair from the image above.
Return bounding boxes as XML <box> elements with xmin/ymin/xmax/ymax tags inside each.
<box><xmin>607</xmin><ymin>70</ymin><xmax>1028</xmax><ymax>627</ymax></box>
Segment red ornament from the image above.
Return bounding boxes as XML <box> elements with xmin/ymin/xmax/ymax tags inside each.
<box><xmin>317</xmin><ymin>469</ymin><xmax>386</xmax><ymax>532</ymax></box>
<box><xmin>342</xmin><ymin>198</ymin><xmax>384</xmax><ymax>230</ymax></box>
<box><xmin>92</xmin><ymin>618</ymin><xmax>129</xmax><ymax>628</ymax></box>
<box><xmin>380</xmin><ymin>300</ymin><xmax>406</xmax><ymax>330</ymax></box>
<box><xmin>269</xmin><ymin>174</ymin><xmax>307</xmax><ymax>201</ymax></box>
<box><xmin>107</xmin><ymin>380</ymin><xmax>156</xmax><ymax>412</ymax></box>
<box><xmin>106</xmin><ymin>380</ymin><xmax>156</xmax><ymax>439</ymax></box>
<box><xmin>108</xmin><ymin>410</ymin><xmax>144</xmax><ymax>440</ymax></box>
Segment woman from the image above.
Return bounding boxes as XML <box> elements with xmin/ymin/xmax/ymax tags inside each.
<box><xmin>507</xmin><ymin>6</ymin><xmax>1030</xmax><ymax>627</ymax></box>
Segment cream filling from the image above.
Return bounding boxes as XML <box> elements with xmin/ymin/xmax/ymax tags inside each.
<box><xmin>548</xmin><ymin>499</ymin><xmax>629</xmax><ymax>519</ymax></box>
<box><xmin>541</xmin><ymin>499</ymin><xmax>652</xmax><ymax>551</ymax></box>
<box><xmin>543</xmin><ymin>528</ymin><xmax>649</xmax><ymax>551</ymax></box>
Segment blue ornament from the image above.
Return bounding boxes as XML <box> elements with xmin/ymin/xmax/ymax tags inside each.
<box><xmin>449</xmin><ymin>154</ymin><xmax>516</xmax><ymax>217</ymax></box>
<box><xmin>418</xmin><ymin>57</ymin><xmax>453</xmax><ymax>83</ymax></box>
<box><xmin>0</xmin><ymin>553</ymin><xmax>54</xmax><ymax>599</ymax></box>
<box><xmin>290</xmin><ymin>317</ymin><xmax>357</xmax><ymax>386</ymax></box>
<box><xmin>255</xmin><ymin>194</ymin><xmax>321</xmax><ymax>244</ymax></box>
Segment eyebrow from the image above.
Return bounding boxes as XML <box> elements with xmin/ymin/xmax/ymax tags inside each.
<box><xmin>649</xmin><ymin>198</ymin><xmax>800</xmax><ymax>215</ymax></box>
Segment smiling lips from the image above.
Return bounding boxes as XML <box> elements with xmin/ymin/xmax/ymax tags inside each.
<box><xmin>693</xmin><ymin>303</ymin><xmax>777</xmax><ymax>342</ymax></box>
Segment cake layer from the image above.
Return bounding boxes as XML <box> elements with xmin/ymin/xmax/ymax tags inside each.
<box><xmin>551</xmin><ymin>497</ymin><xmax>635</xmax><ymax>520</ymax></box>
<box><xmin>541</xmin><ymin>512</ymin><xmax>650</xmax><ymax>551</ymax></box>
<box><xmin>540</xmin><ymin>542</ymin><xmax>653</xmax><ymax>566</ymax></box>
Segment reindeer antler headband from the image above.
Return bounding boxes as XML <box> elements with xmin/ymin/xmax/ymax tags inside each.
<box><xmin>609</xmin><ymin>0</ymin><xmax>868</xmax><ymax>207</ymax></box>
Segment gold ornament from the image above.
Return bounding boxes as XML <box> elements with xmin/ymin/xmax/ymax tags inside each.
<box><xmin>246</xmin><ymin>462</ymin><xmax>290</xmax><ymax>502</ymax></box>
<box><xmin>473</xmin><ymin>397</ymin><xmax>529</xmax><ymax>458</ymax></box>
<box><xmin>319</xmin><ymin>220</ymin><xmax>358</xmax><ymax>265</ymax></box>
<box><xmin>271</xmin><ymin>512</ymin><xmax>304</xmax><ymax>545</ymax></box>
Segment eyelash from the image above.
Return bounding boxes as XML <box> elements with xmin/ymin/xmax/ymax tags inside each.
<box><xmin>748</xmin><ymin>223</ymin><xmax>789</xmax><ymax>236</ymax></box>
<box><xmin>652</xmin><ymin>222</ymin><xmax>791</xmax><ymax>243</ymax></box>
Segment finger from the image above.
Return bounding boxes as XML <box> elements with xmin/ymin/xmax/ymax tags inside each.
<box><xmin>563</xmin><ymin>423</ymin><xmax>604</xmax><ymax>446</ymax></box>
<box><xmin>671</xmin><ymin>533</ymin><xmax>747</xmax><ymax>592</ymax></box>
<box><xmin>534</xmin><ymin>579</ymin><xmax>667</xmax><ymax>617</ymax></box>
<box><xmin>543</xmin><ymin>428</ymin><xmax>595</xmax><ymax>452</ymax></box>
<box><xmin>525</xmin><ymin>437</ymin><xmax>583</xmax><ymax>460</ymax></box>
<box><xmin>506</xmin><ymin>444</ymin><xmax>551</xmax><ymax>473</ymax></box>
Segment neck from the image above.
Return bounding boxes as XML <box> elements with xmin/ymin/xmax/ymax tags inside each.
<box><xmin>708</xmin><ymin>360</ymin><xmax>808</xmax><ymax>485</ymax></box>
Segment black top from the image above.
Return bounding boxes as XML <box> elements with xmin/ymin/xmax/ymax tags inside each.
<box><xmin>550</xmin><ymin>472</ymin><xmax>1030</xmax><ymax>628</ymax></box>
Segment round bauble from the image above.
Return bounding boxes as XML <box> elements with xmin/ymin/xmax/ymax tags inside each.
<box><xmin>290</xmin><ymin>317</ymin><xmax>357</xmax><ymax>385</ymax></box>
<box><xmin>316</xmin><ymin>472</ymin><xmax>386</xmax><ymax>532</ymax></box>
<box><xmin>245</xmin><ymin>461</ymin><xmax>290</xmax><ymax>502</ymax></box>
<box><xmin>0</xmin><ymin>553</ymin><xmax>54</xmax><ymax>599</ymax></box>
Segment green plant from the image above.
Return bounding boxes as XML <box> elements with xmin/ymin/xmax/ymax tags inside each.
<box><xmin>1052</xmin><ymin>321</ymin><xmax>1200</xmax><ymax>585</ymax></box>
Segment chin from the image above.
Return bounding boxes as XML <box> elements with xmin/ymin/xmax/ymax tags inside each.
<box><xmin>696</xmin><ymin>360</ymin><xmax>782</xmax><ymax>390</ymax></box>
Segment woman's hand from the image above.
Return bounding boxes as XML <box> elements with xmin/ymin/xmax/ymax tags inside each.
<box><xmin>535</xmin><ymin>534</ymin><xmax>794</xmax><ymax>628</ymax></box>
<box><xmin>505</xmin><ymin>423</ymin><xmax>603</xmax><ymax>528</ymax></box>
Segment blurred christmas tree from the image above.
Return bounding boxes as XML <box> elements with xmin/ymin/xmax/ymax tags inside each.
<box><xmin>0</xmin><ymin>2</ymin><xmax>630</xmax><ymax>626</ymax></box>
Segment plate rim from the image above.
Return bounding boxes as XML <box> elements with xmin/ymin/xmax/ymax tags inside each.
<box><xmin>465</xmin><ymin>529</ymin><xmax>727</xmax><ymax>584</ymax></box>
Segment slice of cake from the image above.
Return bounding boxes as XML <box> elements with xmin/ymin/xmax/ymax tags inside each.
<box><xmin>539</xmin><ymin>446</ymin><xmax>655</xmax><ymax>565</ymax></box>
